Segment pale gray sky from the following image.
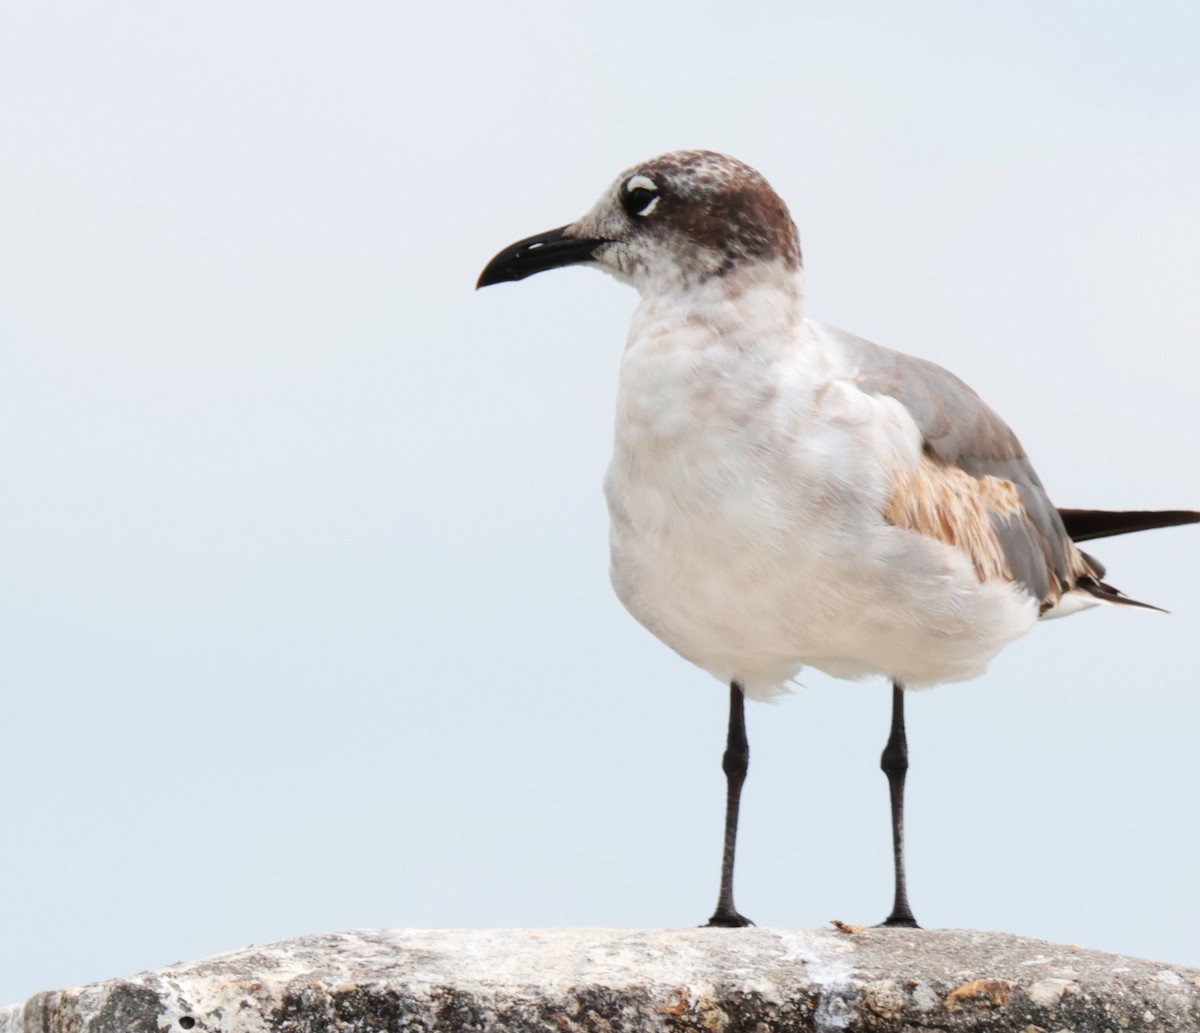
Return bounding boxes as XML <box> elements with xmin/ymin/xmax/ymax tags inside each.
<box><xmin>3</xmin><ymin>1</ymin><xmax>1199</xmax><ymax>1007</ymax></box>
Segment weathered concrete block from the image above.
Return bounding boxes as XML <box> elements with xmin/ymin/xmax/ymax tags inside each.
<box><xmin>2</xmin><ymin>927</ymin><xmax>1198</xmax><ymax>1032</ymax></box>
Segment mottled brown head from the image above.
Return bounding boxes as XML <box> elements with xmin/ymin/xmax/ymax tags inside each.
<box><xmin>583</xmin><ymin>150</ymin><xmax>802</xmax><ymax>288</ymax></box>
<box><xmin>477</xmin><ymin>150</ymin><xmax>802</xmax><ymax>293</ymax></box>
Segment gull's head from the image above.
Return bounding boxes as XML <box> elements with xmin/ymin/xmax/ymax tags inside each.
<box><xmin>477</xmin><ymin>150</ymin><xmax>801</xmax><ymax>294</ymax></box>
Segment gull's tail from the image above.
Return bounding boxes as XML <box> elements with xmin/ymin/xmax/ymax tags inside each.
<box><xmin>1058</xmin><ymin>508</ymin><xmax>1200</xmax><ymax>543</ymax></box>
<box><xmin>1057</xmin><ymin>508</ymin><xmax>1200</xmax><ymax>613</ymax></box>
<box><xmin>1075</xmin><ymin>577</ymin><xmax>1167</xmax><ymax>612</ymax></box>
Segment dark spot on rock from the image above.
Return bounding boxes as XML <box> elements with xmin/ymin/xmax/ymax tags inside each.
<box><xmin>179</xmin><ymin>1017</ymin><xmax>196</xmax><ymax>1029</ymax></box>
<box><xmin>89</xmin><ymin>982</ymin><xmax>162</xmax><ymax>1033</ymax></box>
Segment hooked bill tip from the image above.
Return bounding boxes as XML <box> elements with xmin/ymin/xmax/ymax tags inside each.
<box><xmin>476</xmin><ymin>226</ymin><xmax>608</xmax><ymax>291</ymax></box>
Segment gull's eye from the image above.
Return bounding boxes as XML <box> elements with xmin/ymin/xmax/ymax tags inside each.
<box><xmin>621</xmin><ymin>175</ymin><xmax>661</xmax><ymax>218</ymax></box>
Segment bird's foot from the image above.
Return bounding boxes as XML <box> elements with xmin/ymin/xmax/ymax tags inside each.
<box><xmin>875</xmin><ymin>913</ymin><xmax>921</xmax><ymax>929</ymax></box>
<box><xmin>704</xmin><ymin>908</ymin><xmax>755</xmax><ymax>928</ymax></box>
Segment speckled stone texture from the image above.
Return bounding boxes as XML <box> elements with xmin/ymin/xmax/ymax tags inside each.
<box><xmin>2</xmin><ymin>928</ymin><xmax>1198</xmax><ymax>1032</ymax></box>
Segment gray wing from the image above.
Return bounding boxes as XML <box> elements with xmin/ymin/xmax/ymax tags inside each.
<box><xmin>830</xmin><ymin>326</ymin><xmax>1083</xmax><ymax>608</ymax></box>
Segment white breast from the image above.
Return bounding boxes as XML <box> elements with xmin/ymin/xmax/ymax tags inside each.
<box><xmin>604</xmin><ymin>275</ymin><xmax>1038</xmax><ymax>699</ymax></box>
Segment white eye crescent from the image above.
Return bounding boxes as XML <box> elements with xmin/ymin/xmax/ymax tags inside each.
<box><xmin>623</xmin><ymin>175</ymin><xmax>661</xmax><ymax>218</ymax></box>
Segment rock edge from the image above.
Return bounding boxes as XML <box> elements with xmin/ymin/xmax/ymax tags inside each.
<box><xmin>2</xmin><ymin>927</ymin><xmax>1198</xmax><ymax>1032</ymax></box>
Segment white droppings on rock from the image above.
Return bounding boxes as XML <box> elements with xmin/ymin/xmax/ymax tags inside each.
<box><xmin>912</xmin><ymin>981</ymin><xmax>940</xmax><ymax>1012</ymax></box>
<box><xmin>777</xmin><ymin>930</ymin><xmax>858</xmax><ymax>1032</ymax></box>
<box><xmin>1028</xmin><ymin>978</ymin><xmax>1076</xmax><ymax>1008</ymax></box>
<box><xmin>737</xmin><ymin>977</ymin><xmax>782</xmax><ymax>1004</ymax></box>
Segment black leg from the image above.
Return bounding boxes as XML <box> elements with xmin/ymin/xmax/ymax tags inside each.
<box><xmin>879</xmin><ymin>680</ymin><xmax>920</xmax><ymax>928</ymax></box>
<box><xmin>705</xmin><ymin>681</ymin><xmax>754</xmax><ymax>927</ymax></box>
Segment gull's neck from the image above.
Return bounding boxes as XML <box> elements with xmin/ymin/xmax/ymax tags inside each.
<box><xmin>628</xmin><ymin>258</ymin><xmax>806</xmax><ymax>354</ymax></box>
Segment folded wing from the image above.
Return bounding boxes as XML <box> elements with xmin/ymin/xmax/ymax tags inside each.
<box><xmin>833</xmin><ymin>328</ymin><xmax>1145</xmax><ymax>613</ymax></box>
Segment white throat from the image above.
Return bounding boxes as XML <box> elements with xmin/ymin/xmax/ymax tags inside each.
<box><xmin>626</xmin><ymin>258</ymin><xmax>806</xmax><ymax>361</ymax></box>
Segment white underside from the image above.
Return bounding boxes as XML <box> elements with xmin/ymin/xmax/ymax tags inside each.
<box><xmin>604</xmin><ymin>270</ymin><xmax>1054</xmax><ymax>701</ymax></box>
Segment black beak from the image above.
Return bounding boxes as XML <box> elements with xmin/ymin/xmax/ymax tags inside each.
<box><xmin>476</xmin><ymin>225</ymin><xmax>609</xmax><ymax>289</ymax></box>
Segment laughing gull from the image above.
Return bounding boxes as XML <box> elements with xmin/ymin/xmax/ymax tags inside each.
<box><xmin>476</xmin><ymin>150</ymin><xmax>1199</xmax><ymax>929</ymax></box>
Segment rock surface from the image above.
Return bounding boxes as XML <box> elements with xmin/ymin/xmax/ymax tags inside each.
<box><xmin>2</xmin><ymin>927</ymin><xmax>1198</xmax><ymax>1032</ymax></box>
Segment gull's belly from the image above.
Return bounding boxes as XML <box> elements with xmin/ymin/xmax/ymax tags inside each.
<box><xmin>604</xmin><ymin>437</ymin><xmax>1038</xmax><ymax>700</ymax></box>
<box><xmin>607</xmin><ymin>488</ymin><xmax>856</xmax><ymax>690</ymax></box>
